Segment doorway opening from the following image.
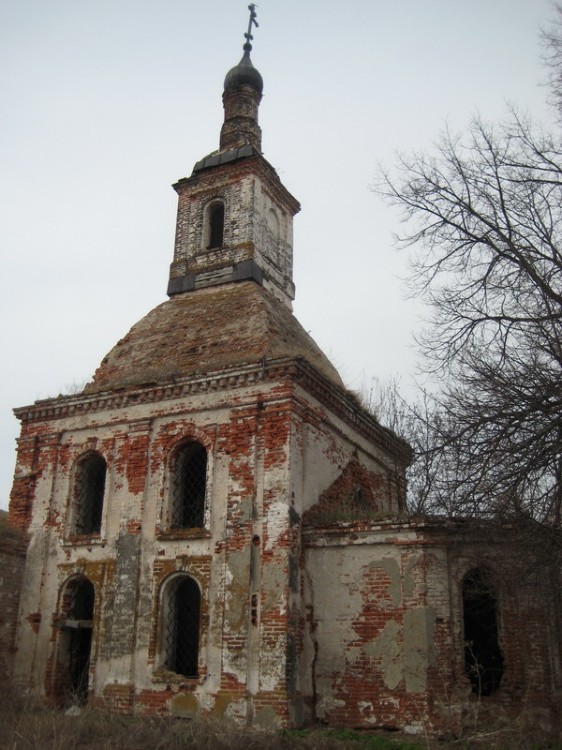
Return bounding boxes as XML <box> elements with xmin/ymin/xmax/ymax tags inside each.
<box><xmin>55</xmin><ymin>577</ymin><xmax>95</xmax><ymax>706</ymax></box>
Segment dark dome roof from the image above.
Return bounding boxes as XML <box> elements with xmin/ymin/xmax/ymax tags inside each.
<box><xmin>224</xmin><ymin>47</ymin><xmax>263</xmax><ymax>95</ymax></box>
<box><xmin>84</xmin><ymin>282</ymin><xmax>343</xmax><ymax>394</ymax></box>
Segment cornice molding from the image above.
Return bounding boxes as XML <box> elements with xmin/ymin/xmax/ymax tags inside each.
<box><xmin>14</xmin><ymin>357</ymin><xmax>411</xmax><ymax>462</ymax></box>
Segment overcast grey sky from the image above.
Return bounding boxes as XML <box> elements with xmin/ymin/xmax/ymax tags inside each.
<box><xmin>0</xmin><ymin>0</ymin><xmax>555</xmax><ymax>509</ymax></box>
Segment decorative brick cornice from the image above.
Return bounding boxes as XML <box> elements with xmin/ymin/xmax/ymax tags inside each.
<box><xmin>289</xmin><ymin>358</ymin><xmax>412</xmax><ymax>464</ymax></box>
<box><xmin>13</xmin><ymin>357</ymin><xmax>411</xmax><ymax>462</ymax></box>
<box><xmin>302</xmin><ymin>515</ymin><xmax>540</xmax><ymax>548</ymax></box>
<box><xmin>13</xmin><ymin>364</ymin><xmax>269</xmax><ymax>424</ymax></box>
<box><xmin>175</xmin><ymin>152</ymin><xmax>300</xmax><ymax>217</ymax></box>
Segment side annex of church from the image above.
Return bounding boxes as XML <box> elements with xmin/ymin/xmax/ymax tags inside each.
<box><xmin>5</xmin><ymin>11</ymin><xmax>562</xmax><ymax>737</ymax></box>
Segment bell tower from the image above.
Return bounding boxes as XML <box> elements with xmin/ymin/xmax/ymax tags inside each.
<box><xmin>167</xmin><ymin>5</ymin><xmax>300</xmax><ymax>307</ymax></box>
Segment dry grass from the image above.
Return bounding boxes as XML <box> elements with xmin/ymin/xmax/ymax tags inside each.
<box><xmin>0</xmin><ymin>694</ymin><xmax>560</xmax><ymax>750</ymax></box>
<box><xmin>0</xmin><ymin>698</ymin><xmax>416</xmax><ymax>750</ymax></box>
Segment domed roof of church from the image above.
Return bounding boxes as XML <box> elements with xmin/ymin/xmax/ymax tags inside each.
<box><xmin>224</xmin><ymin>46</ymin><xmax>263</xmax><ymax>95</ymax></box>
<box><xmin>84</xmin><ymin>282</ymin><xmax>343</xmax><ymax>394</ymax></box>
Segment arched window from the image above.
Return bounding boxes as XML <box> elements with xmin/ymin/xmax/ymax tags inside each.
<box><xmin>462</xmin><ymin>568</ymin><xmax>503</xmax><ymax>696</ymax></box>
<box><xmin>170</xmin><ymin>442</ymin><xmax>207</xmax><ymax>529</ymax></box>
<box><xmin>162</xmin><ymin>575</ymin><xmax>201</xmax><ymax>677</ymax></box>
<box><xmin>207</xmin><ymin>201</ymin><xmax>225</xmax><ymax>248</ymax></box>
<box><xmin>73</xmin><ymin>452</ymin><xmax>106</xmax><ymax>535</ymax></box>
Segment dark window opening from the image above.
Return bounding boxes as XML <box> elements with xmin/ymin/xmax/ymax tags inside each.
<box><xmin>74</xmin><ymin>453</ymin><xmax>106</xmax><ymax>535</ymax></box>
<box><xmin>170</xmin><ymin>442</ymin><xmax>207</xmax><ymax>529</ymax></box>
<box><xmin>463</xmin><ymin>569</ymin><xmax>503</xmax><ymax>696</ymax></box>
<box><xmin>351</xmin><ymin>485</ymin><xmax>365</xmax><ymax>507</ymax></box>
<box><xmin>208</xmin><ymin>203</ymin><xmax>225</xmax><ymax>248</ymax></box>
<box><xmin>59</xmin><ymin>578</ymin><xmax>95</xmax><ymax>706</ymax></box>
<box><xmin>163</xmin><ymin>576</ymin><xmax>201</xmax><ymax>677</ymax></box>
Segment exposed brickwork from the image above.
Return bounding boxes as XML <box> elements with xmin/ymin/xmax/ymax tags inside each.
<box><xmin>170</xmin><ymin>154</ymin><xmax>299</xmax><ymax>305</ymax></box>
<box><xmin>84</xmin><ymin>285</ymin><xmax>341</xmax><ymax>395</ymax></box>
<box><xmin>7</xmin><ymin>341</ymin><xmax>561</xmax><ymax>736</ymax></box>
<box><xmin>302</xmin><ymin>520</ymin><xmax>562</xmax><ymax>737</ymax></box>
<box><xmin>303</xmin><ymin>455</ymin><xmax>390</xmax><ymax>524</ymax></box>
<box><xmin>5</xmin><ymin>44</ymin><xmax>561</xmax><ymax>739</ymax></box>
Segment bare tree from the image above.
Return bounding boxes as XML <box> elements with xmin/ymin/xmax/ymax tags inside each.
<box><xmin>542</xmin><ymin>2</ymin><xmax>562</xmax><ymax>116</ymax></box>
<box><xmin>377</xmin><ymin>113</ymin><xmax>562</xmax><ymax>524</ymax></box>
<box><xmin>364</xmin><ymin>376</ymin><xmax>446</xmax><ymax>515</ymax></box>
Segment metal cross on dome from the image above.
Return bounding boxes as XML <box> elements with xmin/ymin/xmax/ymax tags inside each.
<box><xmin>244</xmin><ymin>4</ymin><xmax>259</xmax><ymax>48</ymax></box>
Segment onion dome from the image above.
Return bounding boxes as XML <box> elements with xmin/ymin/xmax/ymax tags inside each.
<box><xmin>224</xmin><ymin>44</ymin><xmax>263</xmax><ymax>95</ymax></box>
<box><xmin>220</xmin><ymin>6</ymin><xmax>263</xmax><ymax>152</ymax></box>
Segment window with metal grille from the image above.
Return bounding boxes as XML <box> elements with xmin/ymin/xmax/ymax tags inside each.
<box><xmin>163</xmin><ymin>576</ymin><xmax>201</xmax><ymax>677</ymax></box>
<box><xmin>207</xmin><ymin>202</ymin><xmax>224</xmax><ymax>248</ymax></box>
<box><xmin>73</xmin><ymin>453</ymin><xmax>106</xmax><ymax>535</ymax></box>
<box><xmin>170</xmin><ymin>442</ymin><xmax>207</xmax><ymax>529</ymax></box>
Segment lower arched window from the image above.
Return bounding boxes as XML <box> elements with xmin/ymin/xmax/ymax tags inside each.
<box><xmin>162</xmin><ymin>575</ymin><xmax>201</xmax><ymax>677</ymax></box>
<box><xmin>170</xmin><ymin>442</ymin><xmax>207</xmax><ymax>529</ymax></box>
<box><xmin>73</xmin><ymin>452</ymin><xmax>106</xmax><ymax>535</ymax></box>
<box><xmin>462</xmin><ymin>568</ymin><xmax>503</xmax><ymax>696</ymax></box>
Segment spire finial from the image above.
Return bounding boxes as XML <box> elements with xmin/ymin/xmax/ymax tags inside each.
<box><xmin>243</xmin><ymin>4</ymin><xmax>259</xmax><ymax>52</ymax></box>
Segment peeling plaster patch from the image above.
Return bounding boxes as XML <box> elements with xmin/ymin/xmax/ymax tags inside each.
<box><xmin>358</xmin><ymin>701</ymin><xmax>377</xmax><ymax>724</ymax></box>
<box><xmin>364</xmin><ymin>619</ymin><xmax>402</xmax><ymax>690</ymax></box>
<box><xmin>316</xmin><ymin>695</ymin><xmax>346</xmax><ymax>720</ymax></box>
<box><xmin>343</xmin><ymin>644</ymin><xmax>362</xmax><ymax>668</ymax></box>
<box><xmin>224</xmin><ymin>696</ymin><xmax>248</xmax><ymax>722</ymax></box>
<box><xmin>315</xmin><ymin>629</ymin><xmax>347</xmax><ymax>673</ymax></box>
<box><xmin>255</xmin><ymin>704</ymin><xmax>281</xmax><ymax>729</ymax></box>
<box><xmin>262</xmin><ymin>557</ymin><xmax>288</xmax><ymax>614</ymax></box>
<box><xmin>404</xmin><ymin>722</ymin><xmax>425</xmax><ymax>735</ymax></box>
<box><xmin>384</xmin><ymin>696</ymin><xmax>400</xmax><ymax>708</ymax></box>
<box><xmin>264</xmin><ymin>501</ymin><xmax>288</xmax><ymax>548</ymax></box>
<box><xmin>171</xmin><ymin>693</ymin><xmax>198</xmax><ymax>717</ymax></box>
<box><xmin>212</xmin><ymin>692</ymin><xmax>244</xmax><ymax>719</ymax></box>
<box><xmin>313</xmin><ymin>551</ymin><xmax>364</xmax><ymax>613</ymax></box>
<box><xmin>225</xmin><ymin>549</ymin><xmax>249</xmax><ymax>630</ymax></box>
<box><xmin>223</xmin><ymin>652</ymin><xmax>247</xmax><ymax>682</ymax></box>
<box><xmin>258</xmin><ymin>635</ymin><xmax>286</xmax><ymax>692</ymax></box>
<box><xmin>368</xmin><ymin>558</ymin><xmax>401</xmax><ymax>606</ymax></box>
<box><xmin>403</xmin><ymin>607</ymin><xmax>436</xmax><ymax>693</ymax></box>
<box><xmin>197</xmin><ymin>692</ymin><xmax>216</xmax><ymax>713</ymax></box>
<box><xmin>231</xmin><ymin>494</ymin><xmax>252</xmax><ymax>525</ymax></box>
<box><xmin>404</xmin><ymin>554</ymin><xmax>422</xmax><ymax>599</ymax></box>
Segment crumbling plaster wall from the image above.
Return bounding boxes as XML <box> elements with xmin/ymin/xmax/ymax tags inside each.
<box><xmin>302</xmin><ymin>522</ymin><xmax>562</xmax><ymax>737</ymax></box>
<box><xmin>302</xmin><ymin>525</ymin><xmax>451</xmax><ymax>735</ymax></box>
<box><xmin>286</xmin><ymin>384</ymin><xmax>410</xmax><ymax>725</ymax></box>
<box><xmin>10</xmin><ymin>371</ymin><xmax>317</xmax><ymax>724</ymax></box>
<box><xmin>291</xmin><ymin>388</ymin><xmax>405</xmax><ymax>519</ymax></box>
<box><xmin>9</xmin><ymin>361</ymin><xmax>411</xmax><ymax>726</ymax></box>
<box><xmin>444</xmin><ymin>534</ymin><xmax>562</xmax><ymax>734</ymax></box>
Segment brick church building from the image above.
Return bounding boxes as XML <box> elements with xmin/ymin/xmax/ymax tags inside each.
<box><xmin>5</xmin><ymin>11</ymin><xmax>562</xmax><ymax>737</ymax></box>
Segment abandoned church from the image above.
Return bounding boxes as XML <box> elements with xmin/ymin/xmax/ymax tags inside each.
<box><xmin>3</xmin><ymin>9</ymin><xmax>562</xmax><ymax>738</ymax></box>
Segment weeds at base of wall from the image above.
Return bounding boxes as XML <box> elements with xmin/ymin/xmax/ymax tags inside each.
<box><xmin>0</xmin><ymin>706</ymin><xmax>421</xmax><ymax>750</ymax></box>
<box><xmin>0</xmin><ymin>692</ymin><xmax>560</xmax><ymax>750</ymax></box>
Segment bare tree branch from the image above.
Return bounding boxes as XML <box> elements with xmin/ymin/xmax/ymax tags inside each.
<box><xmin>375</xmin><ymin>111</ymin><xmax>562</xmax><ymax>525</ymax></box>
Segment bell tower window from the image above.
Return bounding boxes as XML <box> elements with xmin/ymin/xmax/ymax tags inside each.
<box><xmin>207</xmin><ymin>202</ymin><xmax>225</xmax><ymax>249</ymax></box>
